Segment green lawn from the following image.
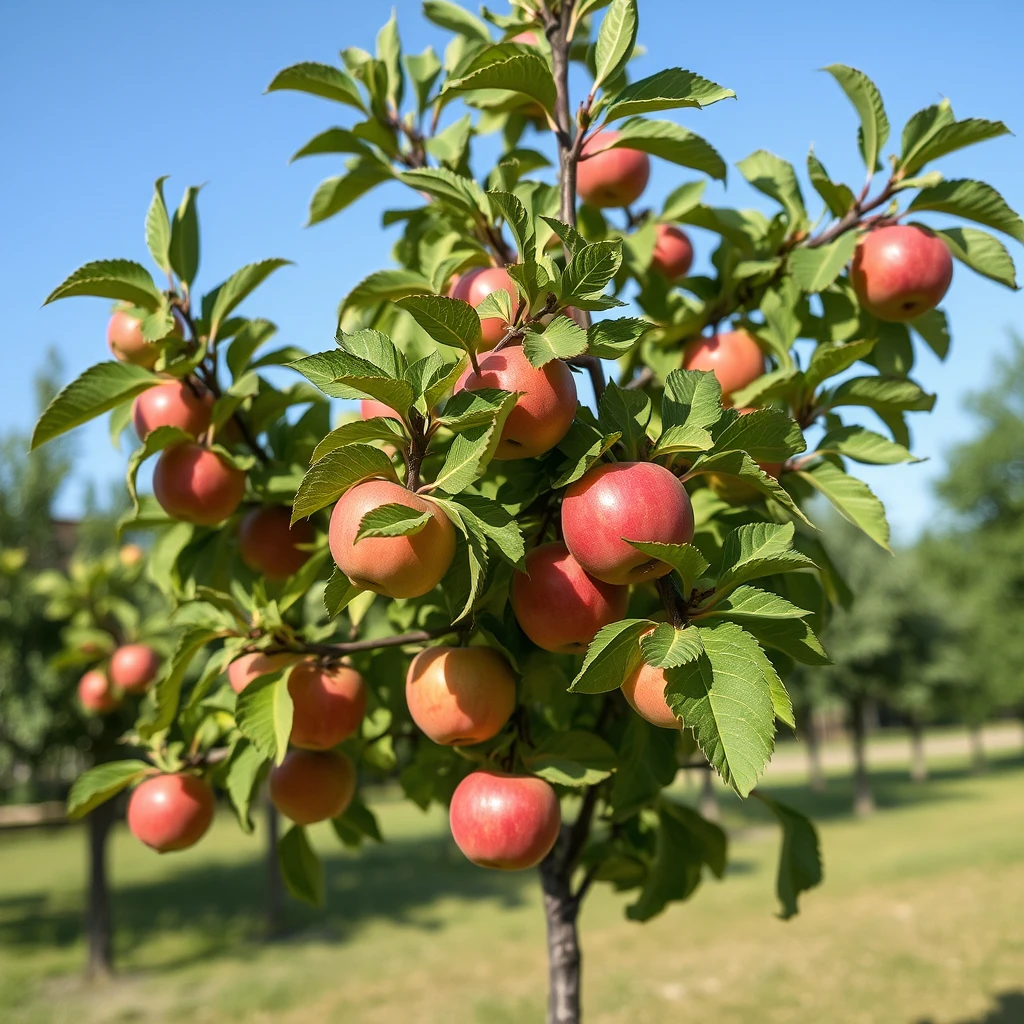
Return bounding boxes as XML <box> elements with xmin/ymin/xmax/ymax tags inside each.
<box><xmin>1</xmin><ymin>750</ymin><xmax>1023</xmax><ymax>1024</ymax></box>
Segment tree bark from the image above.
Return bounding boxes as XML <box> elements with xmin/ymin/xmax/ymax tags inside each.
<box><xmin>969</xmin><ymin>723</ymin><xmax>987</xmax><ymax>773</ymax></box>
<box><xmin>265</xmin><ymin>794</ymin><xmax>285</xmax><ymax>937</ymax></box>
<box><xmin>802</xmin><ymin>708</ymin><xmax>827</xmax><ymax>793</ymax></box>
<box><xmin>539</xmin><ymin>853</ymin><xmax>582</xmax><ymax>1024</ymax></box>
<box><xmin>85</xmin><ymin>798</ymin><xmax>116</xmax><ymax>979</ymax></box>
<box><xmin>699</xmin><ymin>768</ymin><xmax>720</xmax><ymax>822</ymax></box>
<box><xmin>909</xmin><ymin>719</ymin><xmax>928</xmax><ymax>783</ymax></box>
<box><xmin>850</xmin><ymin>696</ymin><xmax>874</xmax><ymax>817</ymax></box>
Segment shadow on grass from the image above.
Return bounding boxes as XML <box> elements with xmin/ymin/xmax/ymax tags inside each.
<box><xmin>913</xmin><ymin>991</ymin><xmax>1024</xmax><ymax>1023</ymax></box>
<box><xmin>0</xmin><ymin>829</ymin><xmax>531</xmax><ymax>971</ymax></box>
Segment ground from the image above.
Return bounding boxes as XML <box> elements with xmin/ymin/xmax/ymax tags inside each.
<box><xmin>0</xmin><ymin>727</ymin><xmax>1022</xmax><ymax>1024</ymax></box>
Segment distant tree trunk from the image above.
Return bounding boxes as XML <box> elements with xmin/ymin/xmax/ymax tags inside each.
<box><xmin>802</xmin><ymin>708</ymin><xmax>827</xmax><ymax>793</ymax></box>
<box><xmin>969</xmin><ymin>723</ymin><xmax>987</xmax><ymax>773</ymax></box>
<box><xmin>85</xmin><ymin>799</ymin><xmax>116</xmax><ymax>979</ymax></box>
<box><xmin>265</xmin><ymin>794</ymin><xmax>285</xmax><ymax>937</ymax></box>
<box><xmin>699</xmin><ymin>768</ymin><xmax>720</xmax><ymax>822</ymax></box>
<box><xmin>539</xmin><ymin>853</ymin><xmax>582</xmax><ymax>1024</ymax></box>
<box><xmin>909</xmin><ymin>719</ymin><xmax>928</xmax><ymax>783</ymax></box>
<box><xmin>850</xmin><ymin>696</ymin><xmax>874</xmax><ymax>817</ymax></box>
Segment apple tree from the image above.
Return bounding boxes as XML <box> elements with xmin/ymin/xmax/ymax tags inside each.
<box><xmin>30</xmin><ymin>1</ymin><xmax>1022</xmax><ymax>1019</ymax></box>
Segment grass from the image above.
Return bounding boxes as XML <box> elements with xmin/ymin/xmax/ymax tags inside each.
<box><xmin>0</xmin><ymin>743</ymin><xmax>1023</xmax><ymax>1024</ymax></box>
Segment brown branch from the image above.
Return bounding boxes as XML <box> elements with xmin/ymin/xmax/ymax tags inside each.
<box><xmin>270</xmin><ymin>622</ymin><xmax>466</xmax><ymax>660</ymax></box>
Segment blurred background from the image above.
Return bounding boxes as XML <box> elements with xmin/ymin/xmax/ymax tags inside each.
<box><xmin>2</xmin><ymin>1</ymin><xmax>1023</xmax><ymax>1022</ymax></box>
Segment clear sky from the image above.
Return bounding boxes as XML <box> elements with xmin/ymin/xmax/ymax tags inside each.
<box><xmin>3</xmin><ymin>0</ymin><xmax>1022</xmax><ymax>541</ymax></box>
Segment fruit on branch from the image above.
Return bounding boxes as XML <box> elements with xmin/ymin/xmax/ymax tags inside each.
<box><xmin>132</xmin><ymin>379</ymin><xmax>212</xmax><ymax>440</ymax></box>
<box><xmin>622</xmin><ymin>658</ymin><xmax>681</xmax><ymax>730</ymax></box>
<box><xmin>577</xmin><ymin>129</ymin><xmax>651</xmax><ymax>209</ymax></box>
<box><xmin>78</xmin><ymin>669</ymin><xmax>121</xmax><ymax>714</ymax></box>
<box><xmin>651</xmin><ymin>225</ymin><xmax>694</xmax><ymax>280</ymax></box>
<box><xmin>562</xmin><ymin>462</ymin><xmax>695</xmax><ymax>585</ymax></box>
<box><xmin>511</xmin><ymin>30</ymin><xmax>538</xmax><ymax>44</ymax></box>
<box><xmin>682</xmin><ymin>330</ymin><xmax>766</xmax><ymax>404</ymax></box>
<box><xmin>119</xmin><ymin>543</ymin><xmax>145</xmax><ymax>567</ymax></box>
<box><xmin>152</xmin><ymin>443</ymin><xmax>247</xmax><ymax>526</ymax></box>
<box><xmin>360</xmin><ymin>399</ymin><xmax>401</xmax><ymax>421</ymax></box>
<box><xmin>109</xmin><ymin>644</ymin><xmax>161</xmax><ymax>694</ymax></box>
<box><xmin>127</xmin><ymin>773</ymin><xmax>216</xmax><ymax>853</ymax></box>
<box><xmin>107</xmin><ymin>310</ymin><xmax>159</xmax><ymax>368</ymax></box>
<box><xmin>457</xmin><ymin>346</ymin><xmax>577</xmax><ymax>459</ymax></box>
<box><xmin>707</xmin><ymin>407</ymin><xmax>784</xmax><ymax>502</ymax></box>
<box><xmin>269</xmin><ymin>749</ymin><xmax>355</xmax><ymax>825</ymax></box>
<box><xmin>850</xmin><ymin>224</ymin><xmax>953</xmax><ymax>322</ymax></box>
<box><xmin>288</xmin><ymin>660</ymin><xmax>366</xmax><ymax>750</ymax></box>
<box><xmin>227</xmin><ymin>651</ymin><xmax>300</xmax><ymax>694</ymax></box>
<box><xmin>449</xmin><ymin>770</ymin><xmax>561</xmax><ymax>870</ymax></box>
<box><xmin>511</xmin><ymin>542</ymin><xmax>629</xmax><ymax>653</ymax></box>
<box><xmin>405</xmin><ymin>645</ymin><xmax>516</xmax><ymax>746</ymax></box>
<box><xmin>329</xmin><ymin>479</ymin><xmax>456</xmax><ymax>598</ymax></box>
<box><xmin>450</xmin><ymin>267</ymin><xmax>522</xmax><ymax>349</ymax></box>
<box><xmin>238</xmin><ymin>505</ymin><xmax>315</xmax><ymax>580</ymax></box>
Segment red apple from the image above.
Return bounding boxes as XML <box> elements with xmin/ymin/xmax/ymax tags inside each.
<box><xmin>78</xmin><ymin>669</ymin><xmax>121</xmax><ymax>714</ymax></box>
<box><xmin>511</xmin><ymin>30</ymin><xmax>538</xmax><ymax>44</ymax></box>
<box><xmin>850</xmin><ymin>224</ymin><xmax>953</xmax><ymax>322</ymax></box>
<box><xmin>109</xmin><ymin>644</ymin><xmax>161</xmax><ymax>694</ymax></box>
<box><xmin>288</xmin><ymin>660</ymin><xmax>366</xmax><ymax>750</ymax></box>
<box><xmin>562</xmin><ymin>462</ymin><xmax>695</xmax><ymax>585</ymax></box>
<box><xmin>405</xmin><ymin>646</ymin><xmax>516</xmax><ymax>746</ymax></box>
<box><xmin>683</xmin><ymin>330</ymin><xmax>765</xmax><ymax>404</ymax></box>
<box><xmin>238</xmin><ymin>506</ymin><xmax>315</xmax><ymax>580</ymax></box>
<box><xmin>329</xmin><ymin>478</ymin><xmax>456</xmax><ymax>598</ymax></box>
<box><xmin>153</xmin><ymin>443</ymin><xmax>246</xmax><ymax>526</ymax></box>
<box><xmin>577</xmin><ymin>129</ymin><xmax>650</xmax><ymax>209</ymax></box>
<box><xmin>227</xmin><ymin>651</ymin><xmax>300</xmax><ymax>695</ymax></box>
<box><xmin>360</xmin><ymin>399</ymin><xmax>401</xmax><ymax>421</ymax></box>
<box><xmin>622</xmin><ymin>659</ymin><xmax>681</xmax><ymax>729</ymax></box>
<box><xmin>450</xmin><ymin>267</ymin><xmax>522</xmax><ymax>349</ymax></box>
<box><xmin>132</xmin><ymin>379</ymin><xmax>212</xmax><ymax>440</ymax></box>
<box><xmin>449</xmin><ymin>770</ymin><xmax>561</xmax><ymax>870</ymax></box>
<box><xmin>511</xmin><ymin>542</ymin><xmax>629</xmax><ymax>653</ymax></box>
<box><xmin>107</xmin><ymin>310</ymin><xmax>159</xmax><ymax>368</ymax></box>
<box><xmin>127</xmin><ymin>773</ymin><xmax>215</xmax><ymax>853</ymax></box>
<box><xmin>269</xmin><ymin>749</ymin><xmax>356</xmax><ymax>825</ymax></box>
<box><xmin>456</xmin><ymin>346</ymin><xmax>577</xmax><ymax>459</ymax></box>
<box><xmin>651</xmin><ymin>225</ymin><xmax>694</xmax><ymax>280</ymax></box>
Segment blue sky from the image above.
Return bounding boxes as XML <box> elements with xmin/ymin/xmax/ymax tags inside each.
<box><xmin>3</xmin><ymin>0</ymin><xmax>1023</xmax><ymax>540</ymax></box>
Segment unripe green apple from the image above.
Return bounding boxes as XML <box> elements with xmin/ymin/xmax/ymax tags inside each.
<box><xmin>128</xmin><ymin>773</ymin><xmax>215</xmax><ymax>852</ymax></box>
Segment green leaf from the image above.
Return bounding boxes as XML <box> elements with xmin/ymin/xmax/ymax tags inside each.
<box><xmin>410</xmin><ymin>351</ymin><xmax>465</xmax><ymax>411</ymax></box>
<box><xmin>794</xmin><ymin>459</ymin><xmax>890</xmax><ymax>551</ymax></box>
<box><xmin>653</xmin><ymin>368</ymin><xmax>723</xmax><ymax>455</ymax></box>
<box><xmin>145</xmin><ymin>177</ymin><xmax>172</xmax><ymax>274</ymax></box>
<box><xmin>488</xmin><ymin>190</ymin><xmax>535</xmax><ymax>263</ymax></box>
<box><xmin>803</xmin><ymin>339</ymin><xmax>876</xmax><ymax>391</ymax></box>
<box><xmin>807</xmin><ymin>148</ymin><xmax>855</xmax><ymax>218</ymax></box>
<box><xmin>598</xmin><ymin>382</ymin><xmax>651</xmax><ymax>460</ymax></box>
<box><xmin>225</xmin><ymin>319</ymin><xmax>278</xmax><ymax>379</ymax></box>
<box><xmin>223</xmin><ymin>739</ymin><xmax>267</xmax><ymax>834</ymax></box>
<box><xmin>754</xmin><ymin>793</ymin><xmax>823</xmax><ymax>920</ymax></box>
<box><xmin>901</xmin><ymin>115</ymin><xmax>1010</xmax><ymax>177</ymax></box>
<box><xmin>569</xmin><ymin>619</ymin><xmax>652</xmax><ymax>694</ymax></box>
<box><xmin>739</xmin><ymin>614</ymin><xmax>830</xmax><ymax>667</ymax></box>
<box><xmin>170</xmin><ymin>186</ymin><xmax>202</xmax><ymax>288</ymax></box>
<box><xmin>31</xmin><ymin>362</ymin><xmax>156</xmax><ymax>451</ymax></box>
<box><xmin>711</xmin><ymin>409</ymin><xmax>806</xmax><ymax>463</ymax></box>
<box><xmin>716</xmin><ymin>522</ymin><xmax>818</xmax><ymax>593</ymax></box>
<box><xmin>827</xmin><ymin>374</ymin><xmax>935</xmax><ymax>415</ymax></box>
<box><xmin>292</xmin><ymin>444</ymin><xmax>398</xmax><ymax>521</ymax></box>
<box><xmin>640</xmin><ymin>622</ymin><xmax>704</xmax><ymax>670</ymax></box>
<box><xmin>376</xmin><ymin>9</ymin><xmax>404</xmax><ymax>109</ymax></box>
<box><xmin>932</xmin><ymin>225</ymin><xmax>1018</xmax><ymax>289</ymax></box>
<box><xmin>309</xmin><ymin>161</ymin><xmax>394</xmax><ymax>226</ymax></box>
<box><xmin>423</xmin><ymin>0</ymin><xmax>491</xmax><ymax>41</ymax></box>
<box><xmin>603</xmin><ymin>67</ymin><xmax>735</xmax><ymax>122</ymax></box>
<box><xmin>822</xmin><ymin>64</ymin><xmax>889</xmax><ymax>172</ymax></box>
<box><xmin>626</xmin><ymin>542</ymin><xmax>709</xmax><ymax>597</ymax></box>
<box><xmin>665</xmin><ymin>621</ymin><xmax>775</xmax><ymax>796</ymax></box>
<box><xmin>140</xmin><ymin>628</ymin><xmax>225</xmax><ymax>739</ymax></box>
<box><xmin>552</xmin><ymin>418</ymin><xmax>622</xmax><ymax>488</ymax></box>
<box><xmin>451</xmin><ymin>493</ymin><xmax>525</xmax><ymax>569</ymax></box>
<box><xmin>661</xmin><ymin>180</ymin><xmax>707</xmax><ymax>221</ymax></box>
<box><xmin>816</xmin><ymin>425</ymin><xmax>919</xmax><ymax>464</ymax></box>
<box><xmin>908</xmin><ymin>179</ymin><xmax>1024</xmax><ymax>244</ymax></box>
<box><xmin>67</xmin><ymin>760</ymin><xmax>152</xmax><ymax>819</ymax></box>
<box><xmin>586</xmin><ymin>317</ymin><xmax>650</xmax><ymax>358</ymax></box>
<box><xmin>267</xmin><ymin>61</ymin><xmax>365</xmax><ymax>111</ymax></box>
<box><xmin>788</xmin><ymin>233</ymin><xmax>857</xmax><ymax>293</ymax></box>
<box><xmin>437</xmin><ymin>387</ymin><xmax>515</xmax><ymax>431</ymax></box>
<box><xmin>291</xmin><ymin>350</ymin><xmax>415</xmax><ymax>411</ymax></box>
<box><xmin>609</xmin><ymin>716</ymin><xmax>680</xmax><ymax>820</ymax></box>
<box><xmin>523</xmin><ymin>730</ymin><xmax>618</xmax><ymax>787</ymax></box>
<box><xmin>324</xmin><ymin>568</ymin><xmax>362</xmax><ymax>618</ymax></box>
<box><xmin>290</xmin><ymin>127</ymin><xmax>375</xmax><ymax>162</ymax></box>
<box><xmin>405</xmin><ymin>47</ymin><xmax>443</xmax><ymax>115</ymax></box>
<box><xmin>605</xmin><ymin>119</ymin><xmax>726</xmax><ymax>180</ymax></box>
<box><xmin>909</xmin><ymin>308</ymin><xmax>950</xmax><ymax>360</ymax></box>
<box><xmin>44</xmin><ymin>259</ymin><xmax>162</xmax><ymax>310</ymax></box>
<box><xmin>209</xmin><ymin>260</ymin><xmax>291</xmax><ymax>340</ymax></box>
<box><xmin>444</xmin><ymin>45</ymin><xmax>557</xmax><ymax>115</ymax></box>
<box><xmin>311</xmin><ymin>418</ymin><xmax>407</xmax><ymax>463</ymax></box>
<box><xmin>397</xmin><ymin>294</ymin><xmax>483</xmax><ymax>352</ymax></box>
<box><xmin>235</xmin><ymin>670</ymin><xmax>294</xmax><ymax>765</ymax></box>
<box><xmin>737</xmin><ymin>150</ymin><xmax>806</xmax><ymax>229</ymax></box>
<box><xmin>560</xmin><ymin>239</ymin><xmax>623</xmax><ymax>302</ymax></box>
<box><xmin>593</xmin><ymin>0</ymin><xmax>638</xmax><ymax>91</ymax></box>
<box><xmin>278</xmin><ymin>825</ymin><xmax>325</xmax><ymax>906</ymax></box>
<box><xmin>397</xmin><ymin>166</ymin><xmax>488</xmax><ymax>216</ymax></box>
<box><xmin>523</xmin><ymin>316</ymin><xmax>588</xmax><ymax>368</ymax></box>
<box><xmin>332</xmin><ymin>793</ymin><xmax>384</xmax><ymax>847</ymax></box>
<box><xmin>432</xmin><ymin>391</ymin><xmax>518</xmax><ymax>494</ymax></box>
<box><xmin>699</xmin><ymin>585</ymin><xmax>811</xmax><ymax>623</ymax></box>
<box><xmin>126</xmin><ymin>425</ymin><xmax>193</xmax><ymax>512</ymax></box>
<box><xmin>356</xmin><ymin>502</ymin><xmax>432</xmax><ymax>541</ymax></box>
<box><xmin>687</xmin><ymin>451</ymin><xmax>810</xmax><ymax>524</ymax></box>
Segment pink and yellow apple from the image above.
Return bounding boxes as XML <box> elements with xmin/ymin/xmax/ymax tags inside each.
<box><xmin>132</xmin><ymin>380</ymin><xmax>212</xmax><ymax>440</ymax></box>
<box><xmin>288</xmin><ymin>660</ymin><xmax>366</xmax><ymax>750</ymax></box>
<box><xmin>450</xmin><ymin>267</ymin><xmax>522</xmax><ymax>348</ymax></box>
<box><xmin>78</xmin><ymin>669</ymin><xmax>121</xmax><ymax>714</ymax></box>
<box><xmin>109</xmin><ymin>644</ymin><xmax>161</xmax><ymax>694</ymax></box>
<box><xmin>621</xmin><ymin>659</ymin><xmax>682</xmax><ymax>729</ymax></box>
<box><xmin>227</xmin><ymin>651</ymin><xmax>300</xmax><ymax>695</ymax></box>
<box><xmin>683</xmin><ymin>330</ymin><xmax>765</xmax><ymax>404</ymax></box>
<box><xmin>651</xmin><ymin>225</ymin><xmax>694</xmax><ymax>280</ymax></box>
<box><xmin>107</xmin><ymin>310</ymin><xmax>159</xmax><ymax>368</ymax></box>
<box><xmin>152</xmin><ymin>443</ymin><xmax>246</xmax><ymax>526</ymax></box>
<box><xmin>127</xmin><ymin>773</ymin><xmax>215</xmax><ymax>852</ymax></box>
<box><xmin>269</xmin><ymin>749</ymin><xmax>355</xmax><ymax>825</ymax></box>
<box><xmin>577</xmin><ymin>130</ymin><xmax>650</xmax><ymax>209</ymax></box>
<box><xmin>238</xmin><ymin>505</ymin><xmax>315</xmax><ymax>580</ymax></box>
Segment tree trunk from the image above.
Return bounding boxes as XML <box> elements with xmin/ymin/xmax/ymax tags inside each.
<box><xmin>699</xmin><ymin>768</ymin><xmax>720</xmax><ymax>822</ymax></box>
<box><xmin>969</xmin><ymin>723</ymin><xmax>987</xmax><ymax>773</ymax></box>
<box><xmin>538</xmin><ymin>854</ymin><xmax>582</xmax><ymax>1024</ymax></box>
<box><xmin>85</xmin><ymin>799</ymin><xmax>116</xmax><ymax>979</ymax></box>
<box><xmin>265</xmin><ymin>794</ymin><xmax>285</xmax><ymax>937</ymax></box>
<box><xmin>850</xmin><ymin>697</ymin><xmax>874</xmax><ymax>817</ymax></box>
<box><xmin>803</xmin><ymin>708</ymin><xmax>827</xmax><ymax>793</ymax></box>
<box><xmin>909</xmin><ymin>720</ymin><xmax>928</xmax><ymax>783</ymax></box>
